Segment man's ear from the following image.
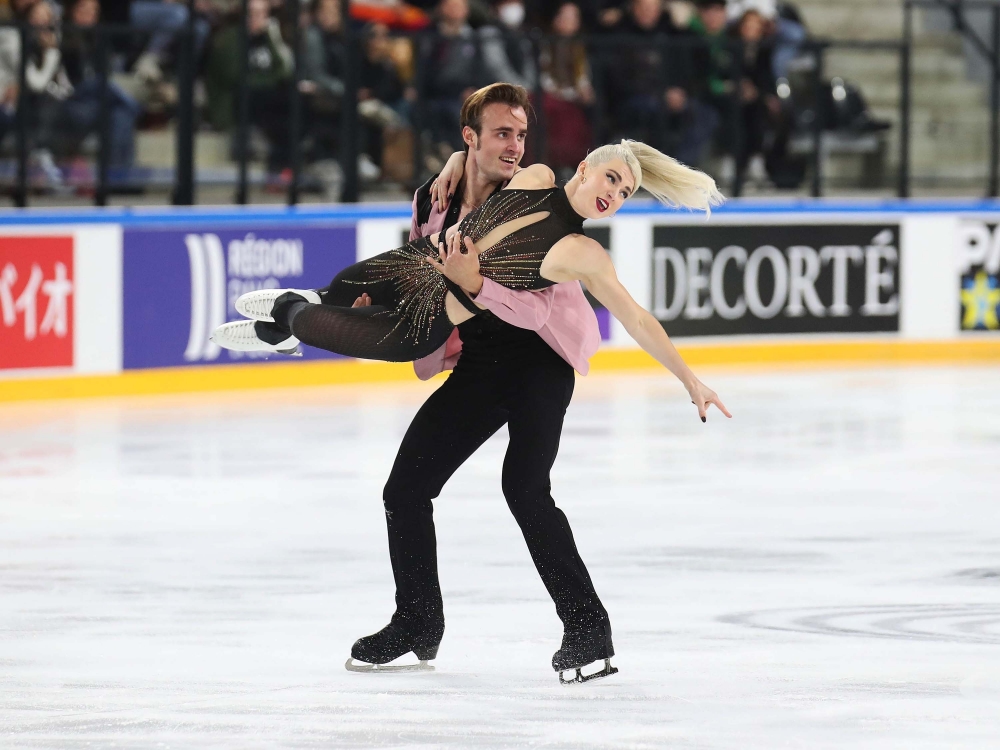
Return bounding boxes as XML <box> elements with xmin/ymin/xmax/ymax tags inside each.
<box><xmin>462</xmin><ymin>126</ymin><xmax>478</xmax><ymax>151</ymax></box>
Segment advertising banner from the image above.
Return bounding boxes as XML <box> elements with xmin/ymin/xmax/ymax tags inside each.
<box><xmin>0</xmin><ymin>235</ymin><xmax>75</xmax><ymax>370</ymax></box>
<box><xmin>123</xmin><ymin>225</ymin><xmax>356</xmax><ymax>369</ymax></box>
<box><xmin>650</xmin><ymin>223</ymin><xmax>901</xmax><ymax>336</ymax></box>
<box><xmin>957</xmin><ymin>220</ymin><xmax>1000</xmax><ymax>331</ymax></box>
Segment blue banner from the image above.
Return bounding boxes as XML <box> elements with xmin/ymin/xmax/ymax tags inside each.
<box><xmin>123</xmin><ymin>225</ymin><xmax>356</xmax><ymax>369</ymax></box>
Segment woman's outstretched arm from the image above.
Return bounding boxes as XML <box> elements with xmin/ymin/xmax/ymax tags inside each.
<box><xmin>543</xmin><ymin>236</ymin><xmax>732</xmax><ymax>422</ymax></box>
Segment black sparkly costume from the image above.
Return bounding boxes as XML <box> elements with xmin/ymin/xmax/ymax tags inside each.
<box><xmin>285</xmin><ymin>187</ymin><xmax>585</xmax><ymax>361</ymax></box>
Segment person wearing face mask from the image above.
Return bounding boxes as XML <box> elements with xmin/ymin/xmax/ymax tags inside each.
<box><xmin>479</xmin><ymin>0</ymin><xmax>537</xmax><ymax>91</ymax></box>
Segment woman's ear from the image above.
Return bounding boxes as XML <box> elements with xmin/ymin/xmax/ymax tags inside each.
<box><xmin>577</xmin><ymin>161</ymin><xmax>587</xmax><ymax>181</ymax></box>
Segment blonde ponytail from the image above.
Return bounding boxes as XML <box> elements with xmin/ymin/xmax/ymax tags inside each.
<box><xmin>585</xmin><ymin>140</ymin><xmax>724</xmax><ymax>215</ymax></box>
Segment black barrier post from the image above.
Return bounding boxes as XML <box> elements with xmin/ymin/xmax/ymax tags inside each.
<box><xmin>531</xmin><ymin>31</ymin><xmax>547</xmax><ymax>166</ymax></box>
<box><xmin>731</xmin><ymin>38</ymin><xmax>745</xmax><ymax>198</ymax></box>
<box><xmin>989</xmin><ymin>5</ymin><xmax>1000</xmax><ymax>197</ymax></box>
<box><xmin>287</xmin><ymin>0</ymin><xmax>303</xmax><ymax>206</ymax></box>
<box><xmin>96</xmin><ymin>26</ymin><xmax>110</xmax><ymax>207</ymax></box>
<box><xmin>411</xmin><ymin>33</ymin><xmax>426</xmax><ymax>187</ymax></box>
<box><xmin>340</xmin><ymin>27</ymin><xmax>359</xmax><ymax>202</ymax></box>
<box><xmin>899</xmin><ymin>2</ymin><xmax>912</xmax><ymax>198</ymax></box>
<box><xmin>235</xmin><ymin>0</ymin><xmax>250</xmax><ymax>204</ymax></box>
<box><xmin>810</xmin><ymin>42</ymin><xmax>825</xmax><ymax>198</ymax></box>
<box><xmin>15</xmin><ymin>23</ymin><xmax>28</xmax><ymax>207</ymax></box>
<box><xmin>173</xmin><ymin>0</ymin><xmax>197</xmax><ymax>205</ymax></box>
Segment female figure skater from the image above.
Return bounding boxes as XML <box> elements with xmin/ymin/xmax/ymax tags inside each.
<box><xmin>212</xmin><ymin>140</ymin><xmax>733</xmax><ymax>681</ymax></box>
<box><xmin>213</xmin><ymin>139</ymin><xmax>729</xmax><ymax>423</ymax></box>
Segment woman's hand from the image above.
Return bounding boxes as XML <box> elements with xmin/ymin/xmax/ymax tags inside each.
<box><xmin>686</xmin><ymin>379</ymin><xmax>732</xmax><ymax>423</ymax></box>
<box><xmin>432</xmin><ymin>152</ymin><xmax>466</xmax><ymax>208</ymax></box>
<box><xmin>352</xmin><ymin>293</ymin><xmax>371</xmax><ymax>307</ymax></box>
<box><xmin>425</xmin><ymin>232</ymin><xmax>484</xmax><ymax>296</ymax></box>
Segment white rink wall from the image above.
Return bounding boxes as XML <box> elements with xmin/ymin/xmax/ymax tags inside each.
<box><xmin>1</xmin><ymin>200</ymin><xmax>998</xmax><ymax>383</ymax></box>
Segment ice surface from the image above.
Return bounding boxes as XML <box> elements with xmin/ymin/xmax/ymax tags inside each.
<box><xmin>1</xmin><ymin>365</ymin><xmax>999</xmax><ymax>749</ymax></box>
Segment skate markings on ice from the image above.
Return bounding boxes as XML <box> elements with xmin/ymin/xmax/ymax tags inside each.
<box><xmin>2</xmin><ymin>367</ymin><xmax>1000</xmax><ymax>747</ymax></box>
<box><xmin>719</xmin><ymin>603</ymin><xmax>1000</xmax><ymax>645</ymax></box>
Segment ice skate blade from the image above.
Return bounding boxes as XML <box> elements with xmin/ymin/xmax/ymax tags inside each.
<box><xmin>558</xmin><ymin>659</ymin><xmax>618</xmax><ymax>685</ymax></box>
<box><xmin>344</xmin><ymin>657</ymin><xmax>435</xmax><ymax>674</ymax></box>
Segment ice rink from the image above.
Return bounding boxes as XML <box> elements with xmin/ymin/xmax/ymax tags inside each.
<box><xmin>2</xmin><ymin>364</ymin><xmax>999</xmax><ymax>749</ymax></box>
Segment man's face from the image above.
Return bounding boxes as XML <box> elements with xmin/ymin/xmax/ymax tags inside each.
<box><xmin>631</xmin><ymin>0</ymin><xmax>661</xmax><ymax>30</ymax></box>
<box><xmin>315</xmin><ymin>0</ymin><xmax>341</xmax><ymax>32</ymax></box>
<box><xmin>464</xmin><ymin>103</ymin><xmax>528</xmax><ymax>183</ymax></box>
<box><xmin>247</xmin><ymin>0</ymin><xmax>270</xmax><ymax>34</ymax></box>
<box><xmin>700</xmin><ymin>5</ymin><xmax>726</xmax><ymax>34</ymax></box>
<box><xmin>439</xmin><ymin>0</ymin><xmax>469</xmax><ymax>25</ymax></box>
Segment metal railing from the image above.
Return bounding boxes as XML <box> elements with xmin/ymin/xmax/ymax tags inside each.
<box><xmin>3</xmin><ymin>0</ymin><xmax>999</xmax><ymax>206</ymax></box>
<box><xmin>911</xmin><ymin>0</ymin><xmax>1000</xmax><ymax>197</ymax></box>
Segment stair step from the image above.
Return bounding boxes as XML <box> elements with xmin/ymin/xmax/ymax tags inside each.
<box><xmin>136</xmin><ymin>127</ymin><xmax>231</xmax><ymax>169</ymax></box>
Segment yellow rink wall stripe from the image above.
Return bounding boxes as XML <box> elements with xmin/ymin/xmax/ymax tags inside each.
<box><xmin>2</xmin><ymin>339</ymin><xmax>1000</xmax><ymax>403</ymax></box>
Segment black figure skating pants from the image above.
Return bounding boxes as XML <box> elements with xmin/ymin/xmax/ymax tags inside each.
<box><xmin>381</xmin><ymin>329</ymin><xmax>609</xmax><ymax>634</ymax></box>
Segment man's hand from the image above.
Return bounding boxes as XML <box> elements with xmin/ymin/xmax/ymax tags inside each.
<box><xmin>425</xmin><ymin>231</ymin><xmax>484</xmax><ymax>296</ymax></box>
<box><xmin>352</xmin><ymin>293</ymin><xmax>372</xmax><ymax>307</ymax></box>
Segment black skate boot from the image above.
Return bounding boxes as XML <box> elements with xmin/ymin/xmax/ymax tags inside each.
<box><xmin>552</xmin><ymin>619</ymin><xmax>617</xmax><ymax>684</ymax></box>
<box><xmin>345</xmin><ymin>615</ymin><xmax>443</xmax><ymax>673</ymax></box>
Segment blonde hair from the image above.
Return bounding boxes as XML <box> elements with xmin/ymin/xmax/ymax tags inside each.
<box><xmin>585</xmin><ymin>140</ymin><xmax>724</xmax><ymax>214</ymax></box>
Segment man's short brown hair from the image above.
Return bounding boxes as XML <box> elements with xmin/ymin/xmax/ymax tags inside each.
<box><xmin>459</xmin><ymin>83</ymin><xmax>532</xmax><ymax>147</ymax></box>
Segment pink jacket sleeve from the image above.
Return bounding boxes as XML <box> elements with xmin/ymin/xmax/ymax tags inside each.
<box><xmin>409</xmin><ymin>193</ymin><xmax>421</xmax><ymax>243</ymax></box>
<box><xmin>473</xmin><ymin>277</ymin><xmax>554</xmax><ymax>331</ymax></box>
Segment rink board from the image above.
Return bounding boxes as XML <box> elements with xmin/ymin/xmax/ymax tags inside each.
<box><xmin>0</xmin><ymin>199</ymin><xmax>998</xmax><ymax>400</ymax></box>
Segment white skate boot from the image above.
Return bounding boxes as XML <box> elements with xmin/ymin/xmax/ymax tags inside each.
<box><xmin>210</xmin><ymin>320</ymin><xmax>302</xmax><ymax>356</ymax></box>
<box><xmin>235</xmin><ymin>288</ymin><xmax>321</xmax><ymax>322</ymax></box>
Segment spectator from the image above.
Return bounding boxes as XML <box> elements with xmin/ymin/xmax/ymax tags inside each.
<box><xmin>605</xmin><ymin>0</ymin><xmax>716</xmax><ymax>166</ymax></box>
<box><xmin>60</xmin><ymin>0</ymin><xmax>142</xmax><ymax>170</ymax></box>
<box><xmin>481</xmin><ymin>0</ymin><xmax>537</xmax><ymax>90</ymax></box>
<box><xmin>736</xmin><ymin>8</ymin><xmax>780</xmax><ymax>164</ymax></box>
<box><xmin>20</xmin><ymin>1</ymin><xmax>72</xmax><ymax>185</ymax></box>
<box><xmin>538</xmin><ymin>1</ymin><xmax>593</xmax><ymax>176</ymax></box>
<box><xmin>0</xmin><ymin>0</ymin><xmax>30</xmax><ymax>145</ymax></box>
<box><xmin>358</xmin><ymin>22</ymin><xmax>412</xmax><ymax>178</ymax></box>
<box><xmin>300</xmin><ymin>0</ymin><xmax>346</xmax><ymax>160</ymax></box>
<box><xmin>98</xmin><ymin>0</ymin><xmax>210</xmax><ymax>83</ymax></box>
<box><xmin>205</xmin><ymin>0</ymin><xmax>294</xmax><ymax>171</ymax></box>
<box><xmin>729</xmin><ymin>0</ymin><xmax>806</xmax><ymax>79</ymax></box>
<box><xmin>689</xmin><ymin>0</ymin><xmax>730</xmax><ymax>108</ymax></box>
<box><xmin>417</xmin><ymin>0</ymin><xmax>494</xmax><ymax>159</ymax></box>
<box><xmin>301</xmin><ymin>0</ymin><xmax>346</xmax><ymax>105</ymax></box>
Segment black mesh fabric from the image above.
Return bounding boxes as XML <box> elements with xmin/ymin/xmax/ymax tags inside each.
<box><xmin>289</xmin><ymin>301</ymin><xmax>454</xmax><ymax>362</ymax></box>
<box><xmin>288</xmin><ymin>255</ymin><xmax>455</xmax><ymax>362</ymax></box>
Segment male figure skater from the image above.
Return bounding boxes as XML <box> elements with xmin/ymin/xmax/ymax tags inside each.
<box><xmin>348</xmin><ymin>83</ymin><xmax>616</xmax><ymax>682</ymax></box>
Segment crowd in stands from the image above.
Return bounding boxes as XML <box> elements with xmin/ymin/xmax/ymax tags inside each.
<box><xmin>0</xmin><ymin>0</ymin><xmax>813</xmax><ymax>194</ymax></box>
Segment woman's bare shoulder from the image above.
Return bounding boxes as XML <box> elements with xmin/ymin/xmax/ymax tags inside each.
<box><xmin>543</xmin><ymin>234</ymin><xmax>612</xmax><ymax>281</ymax></box>
<box><xmin>504</xmin><ymin>163</ymin><xmax>556</xmax><ymax>190</ymax></box>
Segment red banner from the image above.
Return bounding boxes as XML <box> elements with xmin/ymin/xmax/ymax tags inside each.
<box><xmin>0</xmin><ymin>236</ymin><xmax>75</xmax><ymax>370</ymax></box>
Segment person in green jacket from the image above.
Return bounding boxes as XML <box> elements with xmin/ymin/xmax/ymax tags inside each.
<box><xmin>205</xmin><ymin>0</ymin><xmax>294</xmax><ymax>169</ymax></box>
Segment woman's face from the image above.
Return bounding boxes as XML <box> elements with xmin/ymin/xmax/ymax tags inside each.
<box><xmin>71</xmin><ymin>0</ymin><xmax>99</xmax><ymax>26</ymax></box>
<box><xmin>575</xmin><ymin>157</ymin><xmax>635</xmax><ymax>219</ymax></box>
<box><xmin>28</xmin><ymin>1</ymin><xmax>53</xmax><ymax>28</ymax></box>
<box><xmin>739</xmin><ymin>11</ymin><xmax>765</xmax><ymax>42</ymax></box>
<box><xmin>552</xmin><ymin>3</ymin><xmax>580</xmax><ymax>36</ymax></box>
